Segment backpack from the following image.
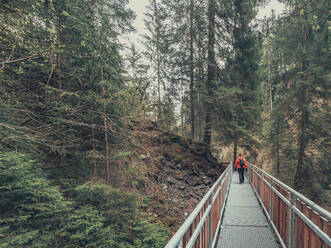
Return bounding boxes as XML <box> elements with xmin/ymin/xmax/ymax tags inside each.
<box><xmin>239</xmin><ymin>158</ymin><xmax>244</xmax><ymax>168</ymax></box>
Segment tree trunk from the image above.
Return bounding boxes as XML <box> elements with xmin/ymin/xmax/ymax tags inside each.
<box><xmin>294</xmin><ymin>37</ymin><xmax>308</xmax><ymax>189</ymax></box>
<box><xmin>276</xmin><ymin>133</ymin><xmax>280</xmax><ymax>175</ymax></box>
<box><xmin>294</xmin><ymin>99</ymin><xmax>307</xmax><ymax>189</ymax></box>
<box><xmin>92</xmin><ymin>124</ymin><xmax>97</xmax><ymax>177</ymax></box>
<box><xmin>189</xmin><ymin>0</ymin><xmax>195</xmax><ymax>140</ymax></box>
<box><xmin>197</xmin><ymin>93</ymin><xmax>202</xmax><ymax>141</ymax></box>
<box><xmin>197</xmin><ymin>52</ymin><xmax>202</xmax><ymax>141</ymax></box>
<box><xmin>203</xmin><ymin>0</ymin><xmax>216</xmax><ymax>149</ymax></box>
<box><xmin>97</xmin><ymin>3</ymin><xmax>110</xmax><ymax>181</ymax></box>
<box><xmin>181</xmin><ymin>80</ymin><xmax>184</xmax><ymax>135</ymax></box>
<box><xmin>153</xmin><ymin>0</ymin><xmax>161</xmax><ymax>122</ymax></box>
<box><xmin>204</xmin><ymin>103</ymin><xmax>211</xmax><ymax>146</ymax></box>
<box><xmin>269</xmin><ymin>83</ymin><xmax>273</xmax><ymax>112</ymax></box>
<box><xmin>55</xmin><ymin>0</ymin><xmax>62</xmax><ymax>89</ymax></box>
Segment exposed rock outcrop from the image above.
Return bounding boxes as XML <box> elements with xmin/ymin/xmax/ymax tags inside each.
<box><xmin>131</xmin><ymin>120</ymin><xmax>226</xmax><ymax>233</ymax></box>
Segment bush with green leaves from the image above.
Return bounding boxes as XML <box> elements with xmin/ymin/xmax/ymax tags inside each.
<box><xmin>0</xmin><ymin>152</ymin><xmax>168</xmax><ymax>247</ymax></box>
<box><xmin>0</xmin><ymin>152</ymin><xmax>68</xmax><ymax>247</ymax></box>
<box><xmin>64</xmin><ymin>184</ymin><xmax>168</xmax><ymax>248</ymax></box>
<box><xmin>59</xmin><ymin>205</ymin><xmax>113</xmax><ymax>247</ymax></box>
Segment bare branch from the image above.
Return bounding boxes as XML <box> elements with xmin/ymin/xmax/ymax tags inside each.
<box><xmin>0</xmin><ymin>54</ymin><xmax>40</xmax><ymax>70</ymax></box>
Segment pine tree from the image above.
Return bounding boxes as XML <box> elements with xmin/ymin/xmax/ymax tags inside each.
<box><xmin>203</xmin><ymin>0</ymin><xmax>217</xmax><ymax>149</ymax></box>
<box><xmin>262</xmin><ymin>0</ymin><xmax>330</xmax><ymax>196</ymax></box>
<box><xmin>0</xmin><ymin>0</ymin><xmax>135</xmax><ymax>178</ymax></box>
<box><xmin>143</xmin><ymin>0</ymin><xmax>169</xmax><ymax>122</ymax></box>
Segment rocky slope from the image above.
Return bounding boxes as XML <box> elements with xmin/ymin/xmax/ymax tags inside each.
<box><xmin>130</xmin><ymin>120</ymin><xmax>226</xmax><ymax>233</ymax></box>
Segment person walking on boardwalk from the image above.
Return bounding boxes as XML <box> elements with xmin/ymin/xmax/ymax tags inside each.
<box><xmin>235</xmin><ymin>154</ymin><xmax>247</xmax><ymax>184</ymax></box>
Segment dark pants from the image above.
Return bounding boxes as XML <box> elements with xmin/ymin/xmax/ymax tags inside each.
<box><xmin>238</xmin><ymin>168</ymin><xmax>245</xmax><ymax>183</ymax></box>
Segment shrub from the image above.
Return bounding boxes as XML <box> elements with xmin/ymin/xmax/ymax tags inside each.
<box><xmin>0</xmin><ymin>152</ymin><xmax>67</xmax><ymax>247</ymax></box>
<box><xmin>73</xmin><ymin>185</ymin><xmax>168</xmax><ymax>248</ymax></box>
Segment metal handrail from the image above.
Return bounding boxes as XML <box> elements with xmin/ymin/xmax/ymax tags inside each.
<box><xmin>165</xmin><ymin>161</ymin><xmax>330</xmax><ymax>248</ymax></box>
<box><xmin>248</xmin><ymin>162</ymin><xmax>331</xmax><ymax>220</ymax></box>
<box><xmin>247</xmin><ymin>162</ymin><xmax>331</xmax><ymax>248</ymax></box>
<box><xmin>164</xmin><ymin>163</ymin><xmax>233</xmax><ymax>248</ymax></box>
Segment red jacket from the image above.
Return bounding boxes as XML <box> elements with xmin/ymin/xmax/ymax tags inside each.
<box><xmin>235</xmin><ymin>157</ymin><xmax>247</xmax><ymax>169</ymax></box>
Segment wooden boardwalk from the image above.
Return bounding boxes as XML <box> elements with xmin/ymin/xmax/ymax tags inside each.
<box><xmin>217</xmin><ymin>171</ymin><xmax>278</xmax><ymax>248</ymax></box>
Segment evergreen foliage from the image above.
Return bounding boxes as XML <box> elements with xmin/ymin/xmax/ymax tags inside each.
<box><xmin>260</xmin><ymin>0</ymin><xmax>330</xmax><ymax>198</ymax></box>
<box><xmin>0</xmin><ymin>152</ymin><xmax>168</xmax><ymax>247</ymax></box>
<box><xmin>0</xmin><ymin>152</ymin><xmax>67</xmax><ymax>247</ymax></box>
<box><xmin>60</xmin><ymin>205</ymin><xmax>109</xmax><ymax>247</ymax></box>
<box><xmin>61</xmin><ymin>185</ymin><xmax>168</xmax><ymax>248</ymax></box>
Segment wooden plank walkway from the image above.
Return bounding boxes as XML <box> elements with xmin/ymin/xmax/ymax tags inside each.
<box><xmin>217</xmin><ymin>171</ymin><xmax>279</xmax><ymax>248</ymax></box>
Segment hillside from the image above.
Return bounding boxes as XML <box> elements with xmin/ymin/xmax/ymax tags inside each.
<box><xmin>38</xmin><ymin>120</ymin><xmax>224</xmax><ymax>236</ymax></box>
<box><xmin>129</xmin><ymin>120</ymin><xmax>225</xmax><ymax>232</ymax></box>
<box><xmin>0</xmin><ymin>120</ymin><xmax>224</xmax><ymax>247</ymax></box>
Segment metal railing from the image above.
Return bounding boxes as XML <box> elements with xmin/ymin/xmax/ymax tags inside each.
<box><xmin>247</xmin><ymin>162</ymin><xmax>331</xmax><ymax>248</ymax></box>
<box><xmin>164</xmin><ymin>163</ymin><xmax>233</xmax><ymax>248</ymax></box>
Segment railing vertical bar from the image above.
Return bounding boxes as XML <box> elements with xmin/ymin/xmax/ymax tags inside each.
<box><xmin>261</xmin><ymin>171</ymin><xmax>264</xmax><ymax>204</ymax></box>
<box><xmin>219</xmin><ymin>180</ymin><xmax>222</xmax><ymax>218</ymax></box>
<box><xmin>289</xmin><ymin>192</ymin><xmax>296</xmax><ymax>248</ymax></box>
<box><xmin>270</xmin><ymin>178</ymin><xmax>273</xmax><ymax>222</ymax></box>
<box><xmin>256</xmin><ymin>169</ymin><xmax>258</xmax><ymax>193</ymax></box>
<box><xmin>208</xmin><ymin>193</ymin><xmax>213</xmax><ymax>248</ymax></box>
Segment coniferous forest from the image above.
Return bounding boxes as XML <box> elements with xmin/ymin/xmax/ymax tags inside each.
<box><xmin>0</xmin><ymin>0</ymin><xmax>330</xmax><ymax>247</ymax></box>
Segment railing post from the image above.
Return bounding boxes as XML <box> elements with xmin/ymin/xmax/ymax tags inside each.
<box><xmin>270</xmin><ymin>178</ymin><xmax>273</xmax><ymax>222</ymax></box>
<box><xmin>261</xmin><ymin>172</ymin><xmax>264</xmax><ymax>203</ymax></box>
<box><xmin>219</xmin><ymin>179</ymin><xmax>222</xmax><ymax>216</ymax></box>
<box><xmin>289</xmin><ymin>192</ymin><xmax>296</xmax><ymax>248</ymax></box>
<box><xmin>255</xmin><ymin>169</ymin><xmax>258</xmax><ymax>192</ymax></box>
<box><xmin>208</xmin><ymin>193</ymin><xmax>213</xmax><ymax>248</ymax></box>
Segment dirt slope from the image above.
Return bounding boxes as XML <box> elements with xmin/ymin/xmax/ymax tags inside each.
<box><xmin>131</xmin><ymin>120</ymin><xmax>225</xmax><ymax>233</ymax></box>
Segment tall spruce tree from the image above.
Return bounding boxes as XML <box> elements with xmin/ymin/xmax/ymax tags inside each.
<box><xmin>0</xmin><ymin>0</ymin><xmax>134</xmax><ymax>178</ymax></box>
<box><xmin>230</xmin><ymin>0</ymin><xmax>263</xmax><ymax>162</ymax></box>
<box><xmin>143</xmin><ymin>0</ymin><xmax>171</xmax><ymax>122</ymax></box>
<box><xmin>262</xmin><ymin>0</ymin><xmax>330</xmax><ymax>195</ymax></box>
<box><xmin>203</xmin><ymin>0</ymin><xmax>216</xmax><ymax>149</ymax></box>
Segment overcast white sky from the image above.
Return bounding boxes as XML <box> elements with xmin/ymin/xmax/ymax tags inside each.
<box><xmin>256</xmin><ymin>0</ymin><xmax>286</xmax><ymax>19</ymax></box>
<box><xmin>125</xmin><ymin>0</ymin><xmax>286</xmax><ymax>50</ymax></box>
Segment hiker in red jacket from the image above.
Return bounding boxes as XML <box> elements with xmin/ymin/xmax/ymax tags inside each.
<box><xmin>235</xmin><ymin>154</ymin><xmax>247</xmax><ymax>184</ymax></box>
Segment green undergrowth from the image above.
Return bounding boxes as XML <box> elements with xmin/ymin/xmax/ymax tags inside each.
<box><xmin>0</xmin><ymin>152</ymin><xmax>168</xmax><ymax>247</ymax></box>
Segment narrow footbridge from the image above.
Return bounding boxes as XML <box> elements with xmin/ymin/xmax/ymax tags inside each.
<box><xmin>165</xmin><ymin>163</ymin><xmax>331</xmax><ymax>248</ymax></box>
